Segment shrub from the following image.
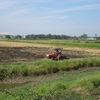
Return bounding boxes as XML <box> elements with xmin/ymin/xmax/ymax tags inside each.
<box><xmin>0</xmin><ymin>68</ymin><xmax>8</xmax><ymax>81</ymax></box>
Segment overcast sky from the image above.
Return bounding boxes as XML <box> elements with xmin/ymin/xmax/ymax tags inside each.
<box><xmin>0</xmin><ymin>0</ymin><xmax>100</xmax><ymax>36</ymax></box>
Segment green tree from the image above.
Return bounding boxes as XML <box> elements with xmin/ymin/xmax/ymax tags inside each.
<box><xmin>15</xmin><ymin>35</ymin><xmax>22</xmax><ymax>39</ymax></box>
<box><xmin>80</xmin><ymin>33</ymin><xmax>88</xmax><ymax>40</ymax></box>
<box><xmin>5</xmin><ymin>35</ymin><xmax>11</xmax><ymax>39</ymax></box>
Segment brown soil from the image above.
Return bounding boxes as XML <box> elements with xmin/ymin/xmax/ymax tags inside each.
<box><xmin>0</xmin><ymin>47</ymin><xmax>48</xmax><ymax>62</ymax></box>
<box><xmin>0</xmin><ymin>41</ymin><xmax>99</xmax><ymax>62</ymax></box>
<box><xmin>0</xmin><ymin>46</ymin><xmax>92</xmax><ymax>62</ymax></box>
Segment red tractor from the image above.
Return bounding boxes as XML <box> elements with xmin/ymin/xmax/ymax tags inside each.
<box><xmin>46</xmin><ymin>48</ymin><xmax>68</xmax><ymax>60</ymax></box>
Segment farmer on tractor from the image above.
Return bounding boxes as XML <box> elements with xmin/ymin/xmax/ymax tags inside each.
<box><xmin>55</xmin><ymin>49</ymin><xmax>60</xmax><ymax>56</ymax></box>
<box><xmin>46</xmin><ymin>48</ymin><xmax>69</xmax><ymax>60</ymax></box>
<box><xmin>55</xmin><ymin>48</ymin><xmax>61</xmax><ymax>60</ymax></box>
<box><xmin>46</xmin><ymin>48</ymin><xmax>62</xmax><ymax>60</ymax></box>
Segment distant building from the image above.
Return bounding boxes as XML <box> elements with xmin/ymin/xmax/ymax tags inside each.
<box><xmin>22</xmin><ymin>35</ymin><xmax>26</xmax><ymax>38</ymax></box>
<box><xmin>0</xmin><ymin>33</ymin><xmax>11</xmax><ymax>38</ymax></box>
<box><xmin>87</xmin><ymin>37</ymin><xmax>96</xmax><ymax>40</ymax></box>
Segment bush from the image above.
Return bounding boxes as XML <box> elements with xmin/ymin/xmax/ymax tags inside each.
<box><xmin>0</xmin><ymin>68</ymin><xmax>8</xmax><ymax>81</ymax></box>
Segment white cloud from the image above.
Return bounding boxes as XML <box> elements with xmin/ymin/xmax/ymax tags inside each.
<box><xmin>34</xmin><ymin>15</ymin><xmax>70</xmax><ymax>20</ymax></box>
<box><xmin>49</xmin><ymin>4</ymin><xmax>100</xmax><ymax>14</ymax></box>
<box><xmin>6</xmin><ymin>9</ymin><xmax>31</xmax><ymax>18</ymax></box>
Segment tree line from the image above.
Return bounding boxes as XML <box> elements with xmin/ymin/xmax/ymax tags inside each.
<box><xmin>4</xmin><ymin>33</ymin><xmax>100</xmax><ymax>40</ymax></box>
<box><xmin>25</xmin><ymin>34</ymin><xmax>78</xmax><ymax>39</ymax></box>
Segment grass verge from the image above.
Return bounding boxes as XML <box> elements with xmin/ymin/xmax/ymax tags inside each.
<box><xmin>0</xmin><ymin>69</ymin><xmax>100</xmax><ymax>100</ymax></box>
<box><xmin>0</xmin><ymin>57</ymin><xmax>100</xmax><ymax>80</ymax></box>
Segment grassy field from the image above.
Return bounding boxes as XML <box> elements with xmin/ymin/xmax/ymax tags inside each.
<box><xmin>0</xmin><ymin>58</ymin><xmax>100</xmax><ymax>100</ymax></box>
<box><xmin>0</xmin><ymin>39</ymin><xmax>100</xmax><ymax>49</ymax></box>
<box><xmin>0</xmin><ymin>69</ymin><xmax>100</xmax><ymax>100</ymax></box>
<box><xmin>0</xmin><ymin>39</ymin><xmax>100</xmax><ymax>100</ymax></box>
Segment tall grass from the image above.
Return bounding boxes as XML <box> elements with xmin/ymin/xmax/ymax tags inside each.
<box><xmin>0</xmin><ymin>57</ymin><xmax>100</xmax><ymax>80</ymax></box>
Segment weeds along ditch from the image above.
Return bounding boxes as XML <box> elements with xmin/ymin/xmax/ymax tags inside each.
<box><xmin>0</xmin><ymin>57</ymin><xmax>100</xmax><ymax>81</ymax></box>
<box><xmin>0</xmin><ymin>69</ymin><xmax>100</xmax><ymax>100</ymax></box>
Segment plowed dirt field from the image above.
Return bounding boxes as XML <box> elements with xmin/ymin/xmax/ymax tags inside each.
<box><xmin>0</xmin><ymin>41</ymin><xmax>99</xmax><ymax>62</ymax></box>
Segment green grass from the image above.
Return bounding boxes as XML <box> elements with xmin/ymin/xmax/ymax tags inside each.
<box><xmin>0</xmin><ymin>69</ymin><xmax>100</xmax><ymax>100</ymax></box>
<box><xmin>1</xmin><ymin>39</ymin><xmax>100</xmax><ymax>48</ymax></box>
<box><xmin>0</xmin><ymin>57</ymin><xmax>100</xmax><ymax>80</ymax></box>
<box><xmin>0</xmin><ymin>54</ymin><xmax>99</xmax><ymax>100</ymax></box>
